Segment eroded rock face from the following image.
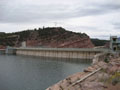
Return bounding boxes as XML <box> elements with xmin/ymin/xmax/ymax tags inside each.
<box><xmin>81</xmin><ymin>82</ymin><xmax>105</xmax><ymax>90</ymax></box>
<box><xmin>46</xmin><ymin>72</ymin><xmax>88</xmax><ymax>90</ymax></box>
<box><xmin>0</xmin><ymin>27</ymin><xmax>95</xmax><ymax>48</ymax></box>
<box><xmin>84</xmin><ymin>66</ymin><xmax>96</xmax><ymax>72</ymax></box>
<box><xmin>25</xmin><ymin>27</ymin><xmax>94</xmax><ymax>48</ymax></box>
<box><xmin>0</xmin><ymin>45</ymin><xmax>6</xmax><ymax>49</ymax></box>
<box><xmin>46</xmin><ymin>54</ymin><xmax>120</xmax><ymax>90</ymax></box>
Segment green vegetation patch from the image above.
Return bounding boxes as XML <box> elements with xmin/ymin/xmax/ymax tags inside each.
<box><xmin>91</xmin><ymin>39</ymin><xmax>109</xmax><ymax>46</ymax></box>
<box><xmin>107</xmin><ymin>72</ymin><xmax>120</xmax><ymax>85</ymax></box>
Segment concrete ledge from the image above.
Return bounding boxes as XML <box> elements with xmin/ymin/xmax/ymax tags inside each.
<box><xmin>16</xmin><ymin>47</ymin><xmax>110</xmax><ymax>52</ymax></box>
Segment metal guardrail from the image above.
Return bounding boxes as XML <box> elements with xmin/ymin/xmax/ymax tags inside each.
<box><xmin>15</xmin><ymin>47</ymin><xmax>111</xmax><ymax>53</ymax></box>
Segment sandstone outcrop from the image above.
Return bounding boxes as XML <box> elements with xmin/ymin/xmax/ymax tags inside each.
<box><xmin>0</xmin><ymin>45</ymin><xmax>6</xmax><ymax>49</ymax></box>
<box><xmin>46</xmin><ymin>53</ymin><xmax>120</xmax><ymax>90</ymax></box>
<box><xmin>0</xmin><ymin>27</ymin><xmax>94</xmax><ymax>48</ymax></box>
<box><xmin>25</xmin><ymin>27</ymin><xmax>94</xmax><ymax>48</ymax></box>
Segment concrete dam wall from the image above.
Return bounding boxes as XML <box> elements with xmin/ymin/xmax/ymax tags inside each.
<box><xmin>0</xmin><ymin>49</ymin><xmax>5</xmax><ymax>54</ymax></box>
<box><xmin>15</xmin><ymin>48</ymin><xmax>109</xmax><ymax>59</ymax></box>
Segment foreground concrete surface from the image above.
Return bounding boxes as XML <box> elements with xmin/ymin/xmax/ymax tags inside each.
<box><xmin>46</xmin><ymin>53</ymin><xmax>120</xmax><ymax>90</ymax></box>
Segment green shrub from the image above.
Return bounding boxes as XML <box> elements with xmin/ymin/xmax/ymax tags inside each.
<box><xmin>108</xmin><ymin>72</ymin><xmax>120</xmax><ymax>85</ymax></box>
<box><xmin>104</xmin><ymin>58</ymin><xmax>109</xmax><ymax>63</ymax></box>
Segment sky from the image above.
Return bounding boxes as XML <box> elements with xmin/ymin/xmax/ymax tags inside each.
<box><xmin>0</xmin><ymin>0</ymin><xmax>120</xmax><ymax>39</ymax></box>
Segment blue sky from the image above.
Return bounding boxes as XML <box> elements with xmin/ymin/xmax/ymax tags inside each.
<box><xmin>0</xmin><ymin>0</ymin><xmax>120</xmax><ymax>39</ymax></box>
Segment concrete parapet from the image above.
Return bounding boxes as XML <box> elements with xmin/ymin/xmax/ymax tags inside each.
<box><xmin>5</xmin><ymin>46</ymin><xmax>16</xmax><ymax>55</ymax></box>
<box><xmin>15</xmin><ymin>48</ymin><xmax>110</xmax><ymax>59</ymax></box>
<box><xmin>0</xmin><ymin>49</ymin><xmax>5</xmax><ymax>54</ymax></box>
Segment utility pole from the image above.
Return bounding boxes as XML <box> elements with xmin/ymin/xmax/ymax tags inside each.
<box><xmin>54</xmin><ymin>22</ymin><xmax>57</xmax><ymax>27</ymax></box>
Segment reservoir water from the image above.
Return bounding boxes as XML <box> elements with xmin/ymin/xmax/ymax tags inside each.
<box><xmin>0</xmin><ymin>55</ymin><xmax>91</xmax><ymax>90</ymax></box>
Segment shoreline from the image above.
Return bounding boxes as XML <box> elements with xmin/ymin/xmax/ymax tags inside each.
<box><xmin>46</xmin><ymin>52</ymin><xmax>120</xmax><ymax>90</ymax></box>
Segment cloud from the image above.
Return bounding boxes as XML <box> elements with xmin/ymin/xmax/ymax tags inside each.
<box><xmin>0</xmin><ymin>0</ymin><xmax>120</xmax><ymax>24</ymax></box>
<box><xmin>0</xmin><ymin>0</ymin><xmax>120</xmax><ymax>39</ymax></box>
<box><xmin>0</xmin><ymin>4</ymin><xmax>74</xmax><ymax>23</ymax></box>
<box><xmin>75</xmin><ymin>2</ymin><xmax>120</xmax><ymax>17</ymax></box>
<box><xmin>112</xmin><ymin>22</ymin><xmax>120</xmax><ymax>29</ymax></box>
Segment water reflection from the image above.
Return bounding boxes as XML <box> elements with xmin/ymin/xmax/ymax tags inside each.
<box><xmin>0</xmin><ymin>55</ymin><xmax>91</xmax><ymax>90</ymax></box>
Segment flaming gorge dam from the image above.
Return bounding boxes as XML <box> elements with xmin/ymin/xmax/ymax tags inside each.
<box><xmin>0</xmin><ymin>27</ymin><xmax>119</xmax><ymax>90</ymax></box>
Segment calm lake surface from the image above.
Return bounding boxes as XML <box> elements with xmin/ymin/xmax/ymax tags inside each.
<box><xmin>0</xmin><ymin>55</ymin><xmax>91</xmax><ymax>90</ymax></box>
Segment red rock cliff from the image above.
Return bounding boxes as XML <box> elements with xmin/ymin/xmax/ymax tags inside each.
<box><xmin>25</xmin><ymin>27</ymin><xmax>94</xmax><ymax>48</ymax></box>
<box><xmin>0</xmin><ymin>27</ymin><xmax>94</xmax><ymax>48</ymax></box>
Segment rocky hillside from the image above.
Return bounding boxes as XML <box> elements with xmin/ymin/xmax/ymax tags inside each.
<box><xmin>0</xmin><ymin>27</ymin><xmax>94</xmax><ymax>48</ymax></box>
<box><xmin>91</xmin><ymin>39</ymin><xmax>109</xmax><ymax>47</ymax></box>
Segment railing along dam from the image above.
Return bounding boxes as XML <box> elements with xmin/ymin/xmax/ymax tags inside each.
<box><xmin>15</xmin><ymin>48</ymin><xmax>110</xmax><ymax>59</ymax></box>
<box><xmin>0</xmin><ymin>49</ymin><xmax>5</xmax><ymax>54</ymax></box>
